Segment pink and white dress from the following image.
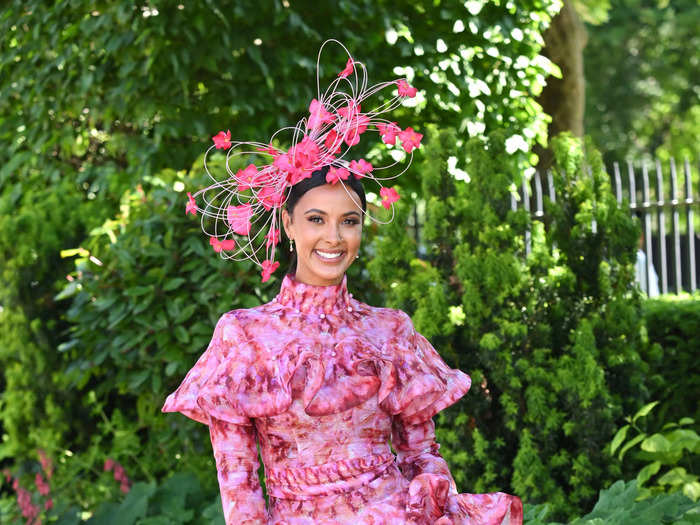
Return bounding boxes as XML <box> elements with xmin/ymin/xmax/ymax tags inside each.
<box><xmin>162</xmin><ymin>273</ymin><xmax>523</xmax><ymax>524</ymax></box>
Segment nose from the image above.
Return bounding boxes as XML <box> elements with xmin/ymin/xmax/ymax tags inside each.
<box><xmin>324</xmin><ymin>222</ymin><xmax>343</xmax><ymax>243</ymax></box>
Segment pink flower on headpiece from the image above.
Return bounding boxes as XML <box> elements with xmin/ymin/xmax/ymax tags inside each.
<box><xmin>380</xmin><ymin>187</ymin><xmax>400</xmax><ymax>209</ymax></box>
<box><xmin>293</xmin><ymin>135</ymin><xmax>320</xmax><ymax>171</ymax></box>
<box><xmin>212</xmin><ymin>130</ymin><xmax>232</xmax><ymax>150</ymax></box>
<box><xmin>236</xmin><ymin>164</ymin><xmax>260</xmax><ymax>191</ymax></box>
<box><xmin>398</xmin><ymin>127</ymin><xmax>423</xmax><ymax>153</ymax></box>
<box><xmin>308</xmin><ymin>99</ymin><xmax>335</xmax><ymax>130</ymax></box>
<box><xmin>377</xmin><ymin>122</ymin><xmax>401</xmax><ymax>145</ymax></box>
<box><xmin>324</xmin><ymin>129</ymin><xmax>342</xmax><ymax>154</ymax></box>
<box><xmin>266</xmin><ymin>227</ymin><xmax>280</xmax><ymax>248</ymax></box>
<box><xmin>397</xmin><ymin>79</ymin><xmax>418</xmax><ymax>98</ymax></box>
<box><xmin>326</xmin><ymin>166</ymin><xmax>350</xmax><ymax>184</ymax></box>
<box><xmin>185</xmin><ymin>192</ymin><xmax>197</xmax><ymax>215</ymax></box>
<box><xmin>274</xmin><ymin>153</ymin><xmax>303</xmax><ymax>185</ymax></box>
<box><xmin>344</xmin><ymin>113</ymin><xmax>370</xmax><ymax>147</ymax></box>
<box><xmin>338</xmin><ymin>57</ymin><xmax>354</xmax><ymax>78</ymax></box>
<box><xmin>349</xmin><ymin>159</ymin><xmax>373</xmax><ymax>177</ymax></box>
<box><xmin>337</xmin><ymin>102</ymin><xmax>361</xmax><ymax>120</ymax></box>
<box><xmin>209</xmin><ymin>237</ymin><xmax>236</xmax><ymax>252</ymax></box>
<box><xmin>258</xmin><ymin>185</ymin><xmax>286</xmax><ymax>210</ymax></box>
<box><xmin>261</xmin><ymin>259</ymin><xmax>280</xmax><ymax>282</ymax></box>
<box><xmin>227</xmin><ymin>203</ymin><xmax>253</xmax><ymax>235</ymax></box>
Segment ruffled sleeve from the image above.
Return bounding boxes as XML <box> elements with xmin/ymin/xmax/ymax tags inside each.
<box><xmin>161</xmin><ymin>312</ymin><xmax>251</xmax><ymax>426</ymax></box>
<box><xmin>393</xmin><ymin>417</ymin><xmax>523</xmax><ymax>525</ymax></box>
<box><xmin>378</xmin><ymin>312</ymin><xmax>471</xmax><ymax>425</ymax></box>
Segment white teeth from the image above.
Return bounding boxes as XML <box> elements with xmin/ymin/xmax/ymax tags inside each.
<box><xmin>316</xmin><ymin>250</ymin><xmax>343</xmax><ymax>259</ymax></box>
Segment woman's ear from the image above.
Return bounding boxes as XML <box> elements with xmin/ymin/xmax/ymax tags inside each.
<box><xmin>281</xmin><ymin>208</ymin><xmax>293</xmax><ymax>240</ymax></box>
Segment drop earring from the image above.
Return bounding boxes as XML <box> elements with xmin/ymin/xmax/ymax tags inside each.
<box><xmin>289</xmin><ymin>239</ymin><xmax>294</xmax><ymax>252</ymax></box>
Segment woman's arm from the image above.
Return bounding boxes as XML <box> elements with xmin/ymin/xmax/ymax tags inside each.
<box><xmin>392</xmin><ymin>416</ymin><xmax>457</xmax><ymax>522</ymax></box>
<box><xmin>392</xmin><ymin>416</ymin><xmax>457</xmax><ymax>488</ymax></box>
<box><xmin>209</xmin><ymin>417</ymin><xmax>267</xmax><ymax>525</ymax></box>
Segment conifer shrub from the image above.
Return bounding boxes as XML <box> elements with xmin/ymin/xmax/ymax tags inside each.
<box><xmin>368</xmin><ymin>128</ymin><xmax>648</xmax><ymax>519</ymax></box>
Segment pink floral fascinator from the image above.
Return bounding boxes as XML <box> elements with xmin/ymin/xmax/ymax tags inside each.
<box><xmin>185</xmin><ymin>39</ymin><xmax>423</xmax><ymax>282</ymax></box>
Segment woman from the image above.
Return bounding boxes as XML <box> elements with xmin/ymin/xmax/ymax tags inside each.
<box><xmin>162</xmin><ymin>41</ymin><xmax>523</xmax><ymax>524</ymax></box>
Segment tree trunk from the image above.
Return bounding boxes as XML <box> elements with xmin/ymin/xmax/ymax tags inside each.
<box><xmin>535</xmin><ymin>1</ymin><xmax>588</xmax><ymax>171</ymax></box>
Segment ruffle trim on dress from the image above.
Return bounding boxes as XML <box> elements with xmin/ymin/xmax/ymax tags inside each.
<box><xmin>266</xmin><ymin>452</ymin><xmax>395</xmax><ymax>500</ymax></box>
<box><xmin>406</xmin><ymin>473</ymin><xmax>524</xmax><ymax>525</ymax></box>
<box><xmin>162</xmin><ymin>310</ymin><xmax>471</xmax><ymax>426</ymax></box>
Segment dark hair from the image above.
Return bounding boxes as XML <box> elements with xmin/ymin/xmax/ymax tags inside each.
<box><xmin>285</xmin><ymin>165</ymin><xmax>367</xmax><ymax>275</ymax></box>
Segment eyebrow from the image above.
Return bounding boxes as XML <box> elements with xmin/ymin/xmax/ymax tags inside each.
<box><xmin>304</xmin><ymin>208</ymin><xmax>361</xmax><ymax>217</ymax></box>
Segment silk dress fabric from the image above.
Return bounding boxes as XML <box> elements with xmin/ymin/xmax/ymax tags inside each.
<box><xmin>162</xmin><ymin>273</ymin><xmax>523</xmax><ymax>525</ymax></box>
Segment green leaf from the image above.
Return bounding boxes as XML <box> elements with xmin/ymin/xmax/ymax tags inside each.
<box><xmin>657</xmin><ymin>467</ymin><xmax>696</xmax><ymax>487</ymax></box>
<box><xmin>632</xmin><ymin>401</ymin><xmax>659</xmax><ymax>423</ymax></box>
<box><xmin>610</xmin><ymin>424</ymin><xmax>629</xmax><ymax>455</ymax></box>
<box><xmin>163</xmin><ymin>278</ymin><xmax>186</xmax><ymax>292</ymax></box>
<box><xmin>636</xmin><ymin>460</ymin><xmax>661</xmax><ymax>486</ymax></box>
<box><xmin>641</xmin><ymin>433</ymin><xmax>671</xmax><ymax>454</ymax></box>
<box><xmin>174</xmin><ymin>325</ymin><xmax>190</xmax><ymax>344</ymax></box>
<box><xmin>682</xmin><ymin>481</ymin><xmax>700</xmax><ymax>502</ymax></box>
<box><xmin>619</xmin><ymin>433</ymin><xmax>646</xmax><ymax>460</ymax></box>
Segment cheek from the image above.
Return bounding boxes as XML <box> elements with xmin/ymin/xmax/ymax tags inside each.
<box><xmin>348</xmin><ymin>227</ymin><xmax>362</xmax><ymax>249</ymax></box>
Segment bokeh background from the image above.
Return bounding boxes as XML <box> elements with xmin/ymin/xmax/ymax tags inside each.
<box><xmin>1</xmin><ymin>1</ymin><xmax>698</xmax><ymax>523</ymax></box>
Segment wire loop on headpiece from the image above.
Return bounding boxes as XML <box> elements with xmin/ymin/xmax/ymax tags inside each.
<box><xmin>185</xmin><ymin>39</ymin><xmax>423</xmax><ymax>282</ymax></box>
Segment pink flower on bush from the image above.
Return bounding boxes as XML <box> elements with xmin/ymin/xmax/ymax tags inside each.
<box><xmin>34</xmin><ymin>473</ymin><xmax>49</xmax><ymax>497</ymax></box>
<box><xmin>105</xmin><ymin>459</ymin><xmax>131</xmax><ymax>495</ymax></box>
<box><xmin>37</xmin><ymin>450</ymin><xmax>53</xmax><ymax>480</ymax></box>
<box><xmin>16</xmin><ymin>484</ymin><xmax>40</xmax><ymax>521</ymax></box>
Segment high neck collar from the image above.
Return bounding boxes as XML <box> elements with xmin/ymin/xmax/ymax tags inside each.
<box><xmin>275</xmin><ymin>273</ymin><xmax>352</xmax><ymax>314</ymax></box>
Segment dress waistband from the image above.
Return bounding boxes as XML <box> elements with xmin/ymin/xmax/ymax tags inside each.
<box><xmin>266</xmin><ymin>452</ymin><xmax>395</xmax><ymax>501</ymax></box>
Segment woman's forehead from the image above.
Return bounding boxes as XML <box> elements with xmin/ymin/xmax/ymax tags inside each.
<box><xmin>296</xmin><ymin>183</ymin><xmax>362</xmax><ymax>213</ymax></box>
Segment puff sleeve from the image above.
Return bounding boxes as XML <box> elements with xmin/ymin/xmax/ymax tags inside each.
<box><xmin>387</xmin><ymin>314</ymin><xmax>523</xmax><ymax>524</ymax></box>
<box><xmin>162</xmin><ymin>313</ymin><xmax>268</xmax><ymax>524</ymax></box>
<box><xmin>162</xmin><ymin>312</ymin><xmax>251</xmax><ymax>425</ymax></box>
<box><xmin>379</xmin><ymin>312</ymin><xmax>471</xmax><ymax>425</ymax></box>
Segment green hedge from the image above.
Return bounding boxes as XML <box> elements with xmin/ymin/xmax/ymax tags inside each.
<box><xmin>640</xmin><ymin>294</ymin><xmax>700</xmax><ymax>427</ymax></box>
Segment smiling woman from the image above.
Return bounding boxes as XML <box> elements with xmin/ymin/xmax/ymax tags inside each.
<box><xmin>162</xmin><ymin>40</ymin><xmax>522</xmax><ymax>524</ymax></box>
<box><xmin>282</xmin><ymin>166</ymin><xmax>366</xmax><ymax>286</ymax></box>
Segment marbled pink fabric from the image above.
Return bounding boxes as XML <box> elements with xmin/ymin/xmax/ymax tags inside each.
<box><xmin>162</xmin><ymin>273</ymin><xmax>523</xmax><ymax>524</ymax></box>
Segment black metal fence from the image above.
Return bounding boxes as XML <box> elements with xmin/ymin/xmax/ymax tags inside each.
<box><xmin>511</xmin><ymin>158</ymin><xmax>699</xmax><ymax>295</ymax></box>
